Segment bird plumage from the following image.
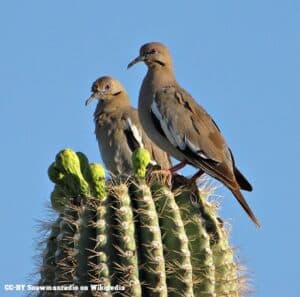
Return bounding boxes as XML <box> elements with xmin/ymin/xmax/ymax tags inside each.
<box><xmin>86</xmin><ymin>76</ymin><xmax>171</xmax><ymax>176</ymax></box>
<box><xmin>128</xmin><ymin>42</ymin><xmax>260</xmax><ymax>227</ymax></box>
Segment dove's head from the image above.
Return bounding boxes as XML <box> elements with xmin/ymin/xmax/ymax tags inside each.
<box><xmin>127</xmin><ymin>42</ymin><xmax>173</xmax><ymax>70</ymax></box>
<box><xmin>85</xmin><ymin>76</ymin><xmax>128</xmax><ymax>105</ymax></box>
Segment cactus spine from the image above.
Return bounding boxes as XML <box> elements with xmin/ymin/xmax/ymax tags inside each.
<box><xmin>37</xmin><ymin>148</ymin><xmax>246</xmax><ymax>297</ymax></box>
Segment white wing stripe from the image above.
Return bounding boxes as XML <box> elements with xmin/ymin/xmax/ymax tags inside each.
<box><xmin>125</xmin><ymin>117</ymin><xmax>158</xmax><ymax>165</ymax></box>
<box><xmin>151</xmin><ymin>100</ymin><xmax>209</xmax><ymax>160</ymax></box>
<box><xmin>125</xmin><ymin>118</ymin><xmax>144</xmax><ymax>148</ymax></box>
<box><xmin>184</xmin><ymin>135</ymin><xmax>209</xmax><ymax>159</ymax></box>
<box><xmin>151</xmin><ymin>100</ymin><xmax>178</xmax><ymax>147</ymax></box>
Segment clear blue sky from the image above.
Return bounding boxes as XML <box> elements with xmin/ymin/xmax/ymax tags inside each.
<box><xmin>1</xmin><ymin>1</ymin><xmax>299</xmax><ymax>296</ymax></box>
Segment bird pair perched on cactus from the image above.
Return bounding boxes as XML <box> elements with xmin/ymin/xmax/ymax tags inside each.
<box><xmin>85</xmin><ymin>42</ymin><xmax>259</xmax><ymax>227</ymax></box>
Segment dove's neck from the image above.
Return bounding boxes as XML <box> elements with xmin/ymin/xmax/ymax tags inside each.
<box><xmin>95</xmin><ymin>93</ymin><xmax>131</xmax><ymax>115</ymax></box>
<box><xmin>142</xmin><ymin>67</ymin><xmax>176</xmax><ymax>95</ymax></box>
<box><xmin>138</xmin><ymin>66</ymin><xmax>176</xmax><ymax>125</ymax></box>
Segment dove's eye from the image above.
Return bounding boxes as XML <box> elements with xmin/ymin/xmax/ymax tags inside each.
<box><xmin>148</xmin><ymin>48</ymin><xmax>157</xmax><ymax>54</ymax></box>
<box><xmin>105</xmin><ymin>84</ymin><xmax>110</xmax><ymax>90</ymax></box>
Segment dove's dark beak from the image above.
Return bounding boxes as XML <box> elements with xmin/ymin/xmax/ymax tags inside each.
<box><xmin>85</xmin><ymin>94</ymin><xmax>96</xmax><ymax>106</ymax></box>
<box><xmin>127</xmin><ymin>55</ymin><xmax>145</xmax><ymax>69</ymax></box>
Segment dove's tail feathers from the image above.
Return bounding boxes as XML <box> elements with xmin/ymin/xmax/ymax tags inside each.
<box><xmin>234</xmin><ymin>167</ymin><xmax>253</xmax><ymax>192</ymax></box>
<box><xmin>231</xmin><ymin>188</ymin><xmax>260</xmax><ymax>227</ymax></box>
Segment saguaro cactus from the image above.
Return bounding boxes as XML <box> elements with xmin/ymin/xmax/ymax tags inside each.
<box><xmin>37</xmin><ymin>148</ymin><xmax>246</xmax><ymax>297</ymax></box>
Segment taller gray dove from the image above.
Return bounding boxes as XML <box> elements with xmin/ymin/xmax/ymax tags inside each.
<box><xmin>128</xmin><ymin>42</ymin><xmax>260</xmax><ymax>227</ymax></box>
<box><xmin>85</xmin><ymin>75</ymin><xmax>171</xmax><ymax>176</ymax></box>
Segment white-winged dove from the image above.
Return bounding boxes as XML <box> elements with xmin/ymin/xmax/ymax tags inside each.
<box><xmin>85</xmin><ymin>75</ymin><xmax>171</xmax><ymax>176</ymax></box>
<box><xmin>128</xmin><ymin>42</ymin><xmax>260</xmax><ymax>227</ymax></box>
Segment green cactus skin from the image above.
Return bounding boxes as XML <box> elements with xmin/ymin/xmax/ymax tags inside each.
<box><xmin>54</xmin><ymin>204</ymin><xmax>80</xmax><ymax>297</ymax></box>
<box><xmin>151</xmin><ymin>183</ymin><xmax>194</xmax><ymax>297</ymax></box>
<box><xmin>87</xmin><ymin>162</ymin><xmax>112</xmax><ymax>296</ymax></box>
<box><xmin>110</xmin><ymin>183</ymin><xmax>141</xmax><ymax>297</ymax></box>
<box><xmin>131</xmin><ymin>148</ymin><xmax>151</xmax><ymax>178</ymax></box>
<box><xmin>55</xmin><ymin>149</ymin><xmax>90</xmax><ymax>197</ymax></box>
<box><xmin>50</xmin><ymin>185</ymin><xmax>69</xmax><ymax>212</ymax></box>
<box><xmin>129</xmin><ymin>180</ymin><xmax>168</xmax><ymax>297</ymax></box>
<box><xmin>39</xmin><ymin>218</ymin><xmax>61</xmax><ymax>288</ymax></box>
<box><xmin>92</xmin><ymin>195</ymin><xmax>113</xmax><ymax>297</ymax></box>
<box><xmin>38</xmin><ymin>148</ymin><xmax>246</xmax><ymax>297</ymax></box>
<box><xmin>76</xmin><ymin>202</ymin><xmax>97</xmax><ymax>290</ymax></box>
<box><xmin>48</xmin><ymin>162</ymin><xmax>64</xmax><ymax>185</ymax></box>
<box><xmin>197</xmin><ymin>192</ymin><xmax>239</xmax><ymax>297</ymax></box>
<box><xmin>76</xmin><ymin>151</ymin><xmax>94</xmax><ymax>183</ymax></box>
<box><xmin>172</xmin><ymin>177</ymin><xmax>216</xmax><ymax>297</ymax></box>
<box><xmin>89</xmin><ymin>163</ymin><xmax>106</xmax><ymax>199</ymax></box>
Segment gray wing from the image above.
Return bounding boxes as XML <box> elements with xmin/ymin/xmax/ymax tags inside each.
<box><xmin>151</xmin><ymin>86</ymin><xmax>238</xmax><ymax>187</ymax></box>
<box><xmin>152</xmin><ymin>86</ymin><xmax>256</xmax><ymax>225</ymax></box>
